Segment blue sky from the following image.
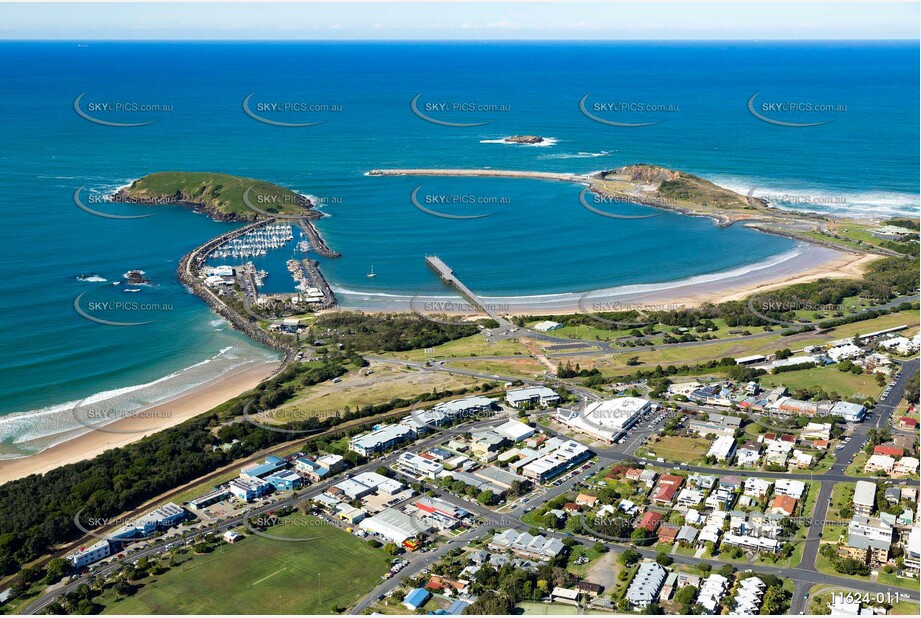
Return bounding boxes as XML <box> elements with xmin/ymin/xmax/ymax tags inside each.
<box><xmin>0</xmin><ymin>2</ymin><xmax>917</xmax><ymax>40</ymax></box>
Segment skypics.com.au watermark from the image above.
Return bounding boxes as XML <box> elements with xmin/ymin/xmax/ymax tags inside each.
<box><xmin>73</xmin><ymin>292</ymin><xmax>172</xmax><ymax>327</ymax></box>
<box><xmin>241</xmin><ymin>186</ymin><xmax>339</xmax><ymax>219</ymax></box>
<box><xmin>74</xmin><ymin>93</ymin><xmax>172</xmax><ymax>127</ymax></box>
<box><xmin>241</xmin><ymin>398</ymin><xmax>327</xmax><ymax>437</ymax></box>
<box><xmin>410</xmin><ymin>93</ymin><xmax>510</xmax><ymax>127</ymax></box>
<box><xmin>747</xmin><ymin>93</ymin><xmax>846</xmax><ymax>127</ymax></box>
<box><xmin>577</xmin><ymin>296</ymin><xmax>685</xmax><ymax>328</ymax></box>
<box><xmin>746</xmin><ymin>297</ymin><xmax>846</xmax><ymax>328</ymax></box>
<box><xmin>579</xmin><ymin>94</ymin><xmax>678</xmax><ymax>127</ymax></box>
<box><xmin>410</xmin><ymin>185</ymin><xmax>509</xmax><ymax>219</ymax></box>
<box><xmin>242</xmin><ymin>93</ymin><xmax>342</xmax><ymax>127</ymax></box>
<box><xmin>70</xmin><ymin>403</ymin><xmax>174</xmax><ymax>436</ymax></box>
<box><xmin>410</xmin><ymin>293</ymin><xmax>509</xmax><ymax>327</ymax></box>
<box><xmin>746</xmin><ymin>187</ymin><xmax>848</xmax><ymax>211</ymax></box>
<box><xmin>578</xmin><ymin>188</ymin><xmax>666</xmax><ymax>220</ymax></box>
<box><xmin>73</xmin><ymin>186</ymin><xmax>161</xmax><ymax>220</ymax></box>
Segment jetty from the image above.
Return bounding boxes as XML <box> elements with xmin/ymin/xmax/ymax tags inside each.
<box><xmin>425</xmin><ymin>255</ymin><xmax>512</xmax><ymax>328</ymax></box>
<box><xmin>368</xmin><ymin>168</ymin><xmax>590</xmax><ymax>183</ymax></box>
<box><xmin>297</xmin><ymin>219</ymin><xmax>341</xmax><ymax>258</ymax></box>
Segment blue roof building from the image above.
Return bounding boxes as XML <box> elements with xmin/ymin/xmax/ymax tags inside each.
<box><xmin>243</xmin><ymin>455</ymin><xmax>288</xmax><ymax>479</ymax></box>
<box><xmin>403</xmin><ymin>588</ymin><xmax>431</xmax><ymax>611</ymax></box>
<box><xmin>446</xmin><ymin>599</ymin><xmax>471</xmax><ymax>615</ymax></box>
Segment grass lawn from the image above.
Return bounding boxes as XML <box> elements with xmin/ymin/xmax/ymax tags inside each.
<box><xmin>517</xmin><ymin>601</ymin><xmax>581</xmax><ymax>615</ymax></box>
<box><xmin>602</xmin><ymin>309</ymin><xmax>919</xmax><ymax>373</ymax></box>
<box><xmin>273</xmin><ymin>362</ymin><xmax>482</xmax><ymax>421</ymax></box>
<box><xmin>823</xmin><ymin>483</ymin><xmax>855</xmax><ymax>542</ymax></box>
<box><xmin>640</xmin><ymin>436</ymin><xmax>711</xmax><ymax>463</ymax></box>
<box><xmin>380</xmin><ymin>334</ymin><xmax>531</xmax><ymax>361</ymax></box>
<box><xmin>100</xmin><ymin>517</ymin><xmax>390</xmax><ymax>614</ymax></box>
<box><xmin>760</xmin><ymin>365</ymin><xmax>883</xmax><ymax>400</ymax></box>
<box><xmin>449</xmin><ymin>357</ymin><xmax>547</xmax><ymax>379</ymax></box>
<box><xmin>814</xmin><ymin>552</ymin><xmax>918</xmax><ymax>592</ymax></box>
<box><xmin>844</xmin><ymin>452</ymin><xmax>873</xmax><ymax>477</ymax></box>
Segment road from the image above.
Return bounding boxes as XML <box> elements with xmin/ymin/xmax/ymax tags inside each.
<box><xmin>27</xmin><ymin>348</ymin><xmax>918</xmax><ymax>615</ymax></box>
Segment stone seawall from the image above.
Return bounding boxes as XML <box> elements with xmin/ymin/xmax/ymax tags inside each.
<box><xmin>177</xmin><ymin>218</ymin><xmax>299</xmax><ymax>366</ymax></box>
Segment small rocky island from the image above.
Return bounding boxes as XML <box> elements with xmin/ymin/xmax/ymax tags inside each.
<box><xmin>123</xmin><ymin>270</ymin><xmax>151</xmax><ymax>285</ymax></box>
<box><xmin>503</xmin><ymin>135</ymin><xmax>544</xmax><ymax>144</ymax></box>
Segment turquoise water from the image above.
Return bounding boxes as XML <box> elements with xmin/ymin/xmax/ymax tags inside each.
<box><xmin>0</xmin><ymin>41</ymin><xmax>917</xmax><ymax>454</ymax></box>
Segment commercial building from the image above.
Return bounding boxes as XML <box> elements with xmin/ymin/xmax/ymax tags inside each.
<box><xmin>397</xmin><ymin>452</ymin><xmax>445</xmax><ymax>478</ymax></box>
<box><xmin>532</xmin><ymin>320</ymin><xmax>562</xmax><ymax>332</ymax></box>
<box><xmin>241</xmin><ymin>455</ymin><xmax>287</xmax><ymax>479</ymax></box>
<box><xmin>229</xmin><ymin>476</ymin><xmax>272</xmax><ymax>502</ymax></box>
<box><xmin>689</xmin><ymin>413</ymin><xmax>742</xmax><ymax>438</ymax></box>
<box><xmin>556</xmin><ymin>397</ymin><xmax>650</xmax><ymax>442</ymax></box>
<box><xmin>415</xmin><ymin>497</ymin><xmax>468</xmax><ymax>529</ymax></box>
<box><xmin>359</xmin><ymin>508</ymin><xmax>426</xmax><ymax>544</ymax></box>
<box><xmin>267</xmin><ymin>470</ymin><xmax>303</xmax><ymax>491</ymax></box>
<box><xmin>505</xmin><ymin>386</ymin><xmax>560</xmax><ymax>408</ymax></box>
<box><xmin>520</xmin><ymin>439</ymin><xmax>591</xmax><ymax>482</ymax></box>
<box><xmin>494</xmin><ymin>419</ymin><xmax>537</xmax><ymax>442</ymax></box>
<box><xmin>349</xmin><ymin>423</ymin><xmax>415</xmax><ymax>457</ymax></box>
<box><xmin>68</xmin><ymin>540</ymin><xmax>112</xmax><ymax>568</ymax></box>
<box><xmin>189</xmin><ymin>488</ymin><xmax>232</xmax><ymax>511</ymax></box>
<box><xmin>830</xmin><ymin>401</ymin><xmax>867</xmax><ymax>422</ymax></box>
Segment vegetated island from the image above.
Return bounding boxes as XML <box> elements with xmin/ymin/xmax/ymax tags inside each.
<box><xmin>115</xmin><ymin>171</ymin><xmax>317</xmax><ymax>221</ymax></box>
<box><xmin>112</xmin><ymin>171</ymin><xmax>340</xmax><ymax>357</ymax></box>
<box><xmin>369</xmin><ymin>163</ymin><xmax>917</xmax><ymax>258</ymax></box>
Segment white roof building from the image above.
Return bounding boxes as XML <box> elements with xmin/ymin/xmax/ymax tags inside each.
<box><xmin>707</xmin><ymin>435</ymin><xmax>737</xmax><ymax>462</ymax></box>
<box><xmin>864</xmin><ymin>454</ymin><xmax>895</xmax><ymax>473</ymax></box>
<box><xmin>359</xmin><ymin>508</ymin><xmax>426</xmax><ymax>544</ymax></box>
<box><xmin>556</xmin><ymin>397</ymin><xmax>650</xmax><ymax>442</ymax></box>
<box><xmin>495</xmin><ymin>419</ymin><xmax>537</xmax><ymax>442</ymax></box>
<box><xmin>828</xmin><ymin>343</ymin><xmax>863</xmax><ymax>362</ymax></box>
<box><xmin>774</xmin><ymin>479</ymin><xmax>806</xmax><ymax>499</ymax></box>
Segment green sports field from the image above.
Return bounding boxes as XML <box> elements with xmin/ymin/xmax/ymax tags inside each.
<box><xmin>102</xmin><ymin>517</ymin><xmax>389</xmax><ymax>614</ymax></box>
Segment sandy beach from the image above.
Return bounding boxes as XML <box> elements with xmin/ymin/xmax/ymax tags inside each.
<box><xmin>0</xmin><ymin>360</ymin><xmax>279</xmax><ymax>484</ymax></box>
<box><xmin>335</xmin><ymin>243</ymin><xmax>879</xmax><ymax>316</ymax></box>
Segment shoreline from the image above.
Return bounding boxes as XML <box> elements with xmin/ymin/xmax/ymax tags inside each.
<box><xmin>0</xmin><ymin>360</ymin><xmax>279</xmax><ymax>484</ymax></box>
<box><xmin>333</xmin><ymin>245</ymin><xmax>878</xmax><ymax>316</ymax></box>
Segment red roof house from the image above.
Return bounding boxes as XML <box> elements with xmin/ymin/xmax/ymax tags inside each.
<box><xmin>638</xmin><ymin>511</ymin><xmax>663</xmax><ymax>532</ymax></box>
<box><xmin>874</xmin><ymin>445</ymin><xmax>904</xmax><ymax>457</ymax></box>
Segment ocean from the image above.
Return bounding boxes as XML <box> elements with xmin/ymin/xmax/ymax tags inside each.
<box><xmin>0</xmin><ymin>41</ymin><xmax>917</xmax><ymax>456</ymax></box>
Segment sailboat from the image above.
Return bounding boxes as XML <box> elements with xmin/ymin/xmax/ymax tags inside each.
<box><xmin>367</xmin><ymin>265</ymin><xmax>377</xmax><ymax>278</ymax></box>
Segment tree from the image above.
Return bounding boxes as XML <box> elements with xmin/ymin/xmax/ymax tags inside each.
<box><xmin>383</xmin><ymin>542</ymin><xmax>400</xmax><ymax>556</ymax></box>
<box><xmin>718</xmin><ymin>563</ymin><xmax>734</xmax><ymax>578</ymax></box>
<box><xmin>674</xmin><ymin>585</ymin><xmax>698</xmax><ymax>612</ymax></box>
<box><xmin>43</xmin><ymin>558</ymin><xmax>70</xmax><ymax>584</ymax></box>
<box><xmin>477</xmin><ymin>490</ymin><xmax>495</xmax><ymax>506</ymax></box>
<box><xmin>620</xmin><ymin>548</ymin><xmax>641</xmax><ymax>566</ymax></box>
<box><xmin>655</xmin><ymin>552</ymin><xmax>672</xmax><ymax>566</ymax></box>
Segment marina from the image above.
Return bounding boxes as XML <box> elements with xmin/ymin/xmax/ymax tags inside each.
<box><xmin>209</xmin><ymin>224</ymin><xmax>295</xmax><ymax>259</ymax></box>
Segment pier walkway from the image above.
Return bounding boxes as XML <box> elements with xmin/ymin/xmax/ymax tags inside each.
<box><xmin>424</xmin><ymin>256</ymin><xmax>513</xmax><ymax>328</ymax></box>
